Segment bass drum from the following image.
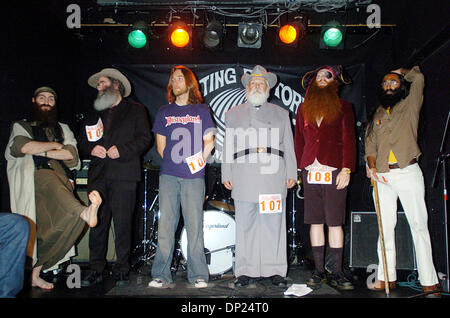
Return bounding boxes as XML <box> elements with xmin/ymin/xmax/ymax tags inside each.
<box><xmin>180</xmin><ymin>210</ymin><xmax>235</xmax><ymax>275</ymax></box>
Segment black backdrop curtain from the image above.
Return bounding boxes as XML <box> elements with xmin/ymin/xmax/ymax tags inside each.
<box><xmin>116</xmin><ymin>63</ymin><xmax>366</xmax><ymax>166</ymax></box>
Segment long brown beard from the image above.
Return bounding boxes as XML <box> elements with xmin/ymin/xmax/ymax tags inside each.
<box><xmin>301</xmin><ymin>80</ymin><xmax>342</xmax><ymax>125</ymax></box>
<box><xmin>31</xmin><ymin>102</ymin><xmax>58</xmax><ymax>126</ymax></box>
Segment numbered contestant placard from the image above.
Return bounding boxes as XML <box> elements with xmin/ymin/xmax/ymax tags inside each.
<box><xmin>186</xmin><ymin>151</ymin><xmax>206</xmax><ymax>174</ymax></box>
<box><xmin>85</xmin><ymin>118</ymin><xmax>104</xmax><ymax>142</ymax></box>
<box><xmin>259</xmin><ymin>194</ymin><xmax>282</xmax><ymax>214</ymax></box>
<box><xmin>307</xmin><ymin>170</ymin><xmax>332</xmax><ymax>185</ymax></box>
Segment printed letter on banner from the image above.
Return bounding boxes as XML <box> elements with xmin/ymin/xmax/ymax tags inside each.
<box><xmin>186</xmin><ymin>151</ymin><xmax>205</xmax><ymax>174</ymax></box>
<box><xmin>85</xmin><ymin>118</ymin><xmax>104</xmax><ymax>142</ymax></box>
<box><xmin>259</xmin><ymin>194</ymin><xmax>282</xmax><ymax>214</ymax></box>
<box><xmin>307</xmin><ymin>171</ymin><xmax>332</xmax><ymax>185</ymax></box>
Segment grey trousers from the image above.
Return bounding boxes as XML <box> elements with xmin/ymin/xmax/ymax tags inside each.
<box><xmin>234</xmin><ymin>199</ymin><xmax>287</xmax><ymax>278</ymax></box>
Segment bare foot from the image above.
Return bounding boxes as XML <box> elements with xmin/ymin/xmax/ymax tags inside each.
<box><xmin>31</xmin><ymin>266</ymin><xmax>54</xmax><ymax>290</ymax></box>
<box><xmin>80</xmin><ymin>190</ymin><xmax>102</xmax><ymax>227</ymax></box>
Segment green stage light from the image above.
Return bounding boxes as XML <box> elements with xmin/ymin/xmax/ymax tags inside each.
<box><xmin>320</xmin><ymin>20</ymin><xmax>345</xmax><ymax>50</ymax></box>
<box><xmin>128</xmin><ymin>21</ymin><xmax>148</xmax><ymax>49</ymax></box>
<box><xmin>323</xmin><ymin>27</ymin><xmax>343</xmax><ymax>47</ymax></box>
<box><xmin>128</xmin><ymin>29</ymin><xmax>147</xmax><ymax>48</ymax></box>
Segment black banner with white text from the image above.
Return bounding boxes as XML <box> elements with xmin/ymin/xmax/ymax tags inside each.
<box><xmin>116</xmin><ymin>64</ymin><xmax>366</xmax><ymax>165</ymax></box>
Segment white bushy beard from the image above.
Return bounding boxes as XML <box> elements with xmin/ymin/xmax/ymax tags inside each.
<box><xmin>246</xmin><ymin>88</ymin><xmax>269</xmax><ymax>106</ymax></box>
<box><xmin>94</xmin><ymin>86</ymin><xmax>119</xmax><ymax>111</ymax></box>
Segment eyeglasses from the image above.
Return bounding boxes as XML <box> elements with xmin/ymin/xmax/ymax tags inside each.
<box><xmin>382</xmin><ymin>80</ymin><xmax>399</xmax><ymax>87</ymax></box>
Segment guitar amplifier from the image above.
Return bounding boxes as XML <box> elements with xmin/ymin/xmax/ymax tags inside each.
<box><xmin>349</xmin><ymin>211</ymin><xmax>417</xmax><ymax>270</ymax></box>
<box><xmin>75</xmin><ymin>159</ymin><xmax>90</xmax><ymax>186</ymax></box>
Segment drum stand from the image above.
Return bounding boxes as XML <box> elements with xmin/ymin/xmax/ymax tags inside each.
<box><xmin>170</xmin><ymin>239</ymin><xmax>186</xmax><ymax>274</ymax></box>
<box><xmin>131</xmin><ymin>168</ymin><xmax>160</xmax><ymax>272</ymax></box>
<box><xmin>288</xmin><ymin>184</ymin><xmax>309</xmax><ymax>267</ymax></box>
<box><xmin>207</xmin><ymin>166</ymin><xmax>234</xmax><ymax>211</ymax></box>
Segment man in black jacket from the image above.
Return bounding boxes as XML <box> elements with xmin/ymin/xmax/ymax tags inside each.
<box><xmin>78</xmin><ymin>68</ymin><xmax>152</xmax><ymax>286</ymax></box>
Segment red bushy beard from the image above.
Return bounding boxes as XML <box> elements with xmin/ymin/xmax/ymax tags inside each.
<box><xmin>301</xmin><ymin>80</ymin><xmax>342</xmax><ymax>125</ymax></box>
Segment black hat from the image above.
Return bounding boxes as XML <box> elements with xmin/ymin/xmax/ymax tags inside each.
<box><xmin>33</xmin><ymin>86</ymin><xmax>57</xmax><ymax>99</ymax></box>
<box><xmin>301</xmin><ymin>65</ymin><xmax>351</xmax><ymax>91</ymax></box>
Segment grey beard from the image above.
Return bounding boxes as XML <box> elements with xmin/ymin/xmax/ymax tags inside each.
<box><xmin>246</xmin><ymin>89</ymin><xmax>269</xmax><ymax>106</ymax></box>
<box><xmin>94</xmin><ymin>90</ymin><xmax>118</xmax><ymax>111</ymax></box>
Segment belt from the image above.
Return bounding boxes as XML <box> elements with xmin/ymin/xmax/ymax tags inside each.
<box><xmin>233</xmin><ymin>147</ymin><xmax>284</xmax><ymax>160</ymax></box>
<box><xmin>388</xmin><ymin>158</ymin><xmax>417</xmax><ymax>169</ymax></box>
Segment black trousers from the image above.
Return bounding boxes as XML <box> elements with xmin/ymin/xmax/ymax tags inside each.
<box><xmin>88</xmin><ymin>179</ymin><xmax>137</xmax><ymax>274</ymax></box>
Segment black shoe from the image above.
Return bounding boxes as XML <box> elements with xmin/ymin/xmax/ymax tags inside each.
<box><xmin>234</xmin><ymin>275</ymin><xmax>251</xmax><ymax>287</ymax></box>
<box><xmin>114</xmin><ymin>272</ymin><xmax>130</xmax><ymax>287</ymax></box>
<box><xmin>306</xmin><ymin>270</ymin><xmax>327</xmax><ymax>288</ymax></box>
<box><xmin>328</xmin><ymin>272</ymin><xmax>355</xmax><ymax>290</ymax></box>
<box><xmin>40</xmin><ymin>269</ymin><xmax>59</xmax><ymax>283</ymax></box>
<box><xmin>81</xmin><ymin>270</ymin><xmax>103</xmax><ymax>287</ymax></box>
<box><xmin>270</xmin><ymin>275</ymin><xmax>287</xmax><ymax>287</ymax></box>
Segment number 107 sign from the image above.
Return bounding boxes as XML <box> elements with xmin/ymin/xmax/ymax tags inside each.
<box><xmin>259</xmin><ymin>194</ymin><xmax>282</xmax><ymax>214</ymax></box>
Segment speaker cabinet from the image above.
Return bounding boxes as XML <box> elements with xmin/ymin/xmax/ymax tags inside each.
<box><xmin>73</xmin><ymin>189</ymin><xmax>117</xmax><ymax>262</ymax></box>
<box><xmin>350</xmin><ymin>211</ymin><xmax>417</xmax><ymax>270</ymax></box>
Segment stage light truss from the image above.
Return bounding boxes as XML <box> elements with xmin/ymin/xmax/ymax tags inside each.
<box><xmin>76</xmin><ymin>0</ymin><xmax>391</xmax><ymax>50</ymax></box>
<box><xmin>96</xmin><ymin>0</ymin><xmax>373</xmax><ymax>14</ymax></box>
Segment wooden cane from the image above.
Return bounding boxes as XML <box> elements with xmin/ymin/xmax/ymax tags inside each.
<box><xmin>371</xmin><ymin>179</ymin><xmax>391</xmax><ymax>297</ymax></box>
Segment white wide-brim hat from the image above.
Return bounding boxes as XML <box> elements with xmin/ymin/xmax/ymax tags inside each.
<box><xmin>88</xmin><ymin>68</ymin><xmax>132</xmax><ymax>97</ymax></box>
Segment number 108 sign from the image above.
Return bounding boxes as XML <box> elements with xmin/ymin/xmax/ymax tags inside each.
<box><xmin>307</xmin><ymin>171</ymin><xmax>332</xmax><ymax>184</ymax></box>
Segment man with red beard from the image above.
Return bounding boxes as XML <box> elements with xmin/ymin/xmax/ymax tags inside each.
<box><xmin>365</xmin><ymin>66</ymin><xmax>441</xmax><ymax>297</ymax></box>
<box><xmin>78</xmin><ymin>69</ymin><xmax>152</xmax><ymax>287</ymax></box>
<box><xmin>294</xmin><ymin>66</ymin><xmax>356</xmax><ymax>290</ymax></box>
<box><xmin>5</xmin><ymin>86</ymin><xmax>102</xmax><ymax>290</ymax></box>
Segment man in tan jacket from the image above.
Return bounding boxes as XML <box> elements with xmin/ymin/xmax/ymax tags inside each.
<box><xmin>365</xmin><ymin>66</ymin><xmax>440</xmax><ymax>297</ymax></box>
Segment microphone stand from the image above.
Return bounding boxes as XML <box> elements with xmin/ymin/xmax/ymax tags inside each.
<box><xmin>288</xmin><ymin>186</ymin><xmax>299</xmax><ymax>265</ymax></box>
<box><xmin>431</xmin><ymin>109</ymin><xmax>449</xmax><ymax>293</ymax></box>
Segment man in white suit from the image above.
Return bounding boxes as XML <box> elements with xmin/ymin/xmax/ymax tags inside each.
<box><xmin>222</xmin><ymin>65</ymin><xmax>297</xmax><ymax>287</ymax></box>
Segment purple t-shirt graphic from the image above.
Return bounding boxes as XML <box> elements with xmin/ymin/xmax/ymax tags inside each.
<box><xmin>153</xmin><ymin>103</ymin><xmax>215</xmax><ymax>179</ymax></box>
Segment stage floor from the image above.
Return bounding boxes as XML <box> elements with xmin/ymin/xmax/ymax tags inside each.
<box><xmin>16</xmin><ymin>261</ymin><xmax>447</xmax><ymax>300</ymax></box>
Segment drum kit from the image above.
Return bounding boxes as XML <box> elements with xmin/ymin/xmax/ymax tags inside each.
<box><xmin>131</xmin><ymin>163</ymin><xmax>306</xmax><ymax>277</ymax></box>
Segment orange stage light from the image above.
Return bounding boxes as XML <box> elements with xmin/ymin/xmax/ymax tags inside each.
<box><xmin>170</xmin><ymin>24</ymin><xmax>190</xmax><ymax>48</ymax></box>
<box><xmin>279</xmin><ymin>24</ymin><xmax>298</xmax><ymax>45</ymax></box>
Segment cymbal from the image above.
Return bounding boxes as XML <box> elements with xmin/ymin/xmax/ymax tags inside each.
<box><xmin>208</xmin><ymin>200</ymin><xmax>235</xmax><ymax>212</ymax></box>
<box><xmin>143</xmin><ymin>161</ymin><xmax>160</xmax><ymax>170</ymax></box>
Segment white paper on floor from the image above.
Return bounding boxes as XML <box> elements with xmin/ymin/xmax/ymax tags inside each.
<box><xmin>284</xmin><ymin>284</ymin><xmax>313</xmax><ymax>297</ymax></box>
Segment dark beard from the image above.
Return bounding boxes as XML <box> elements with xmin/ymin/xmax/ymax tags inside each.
<box><xmin>31</xmin><ymin>102</ymin><xmax>58</xmax><ymax>126</ymax></box>
<box><xmin>378</xmin><ymin>87</ymin><xmax>405</xmax><ymax>109</ymax></box>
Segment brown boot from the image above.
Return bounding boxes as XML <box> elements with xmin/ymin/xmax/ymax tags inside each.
<box><xmin>422</xmin><ymin>284</ymin><xmax>441</xmax><ymax>298</ymax></box>
<box><xmin>367</xmin><ymin>280</ymin><xmax>396</xmax><ymax>291</ymax></box>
